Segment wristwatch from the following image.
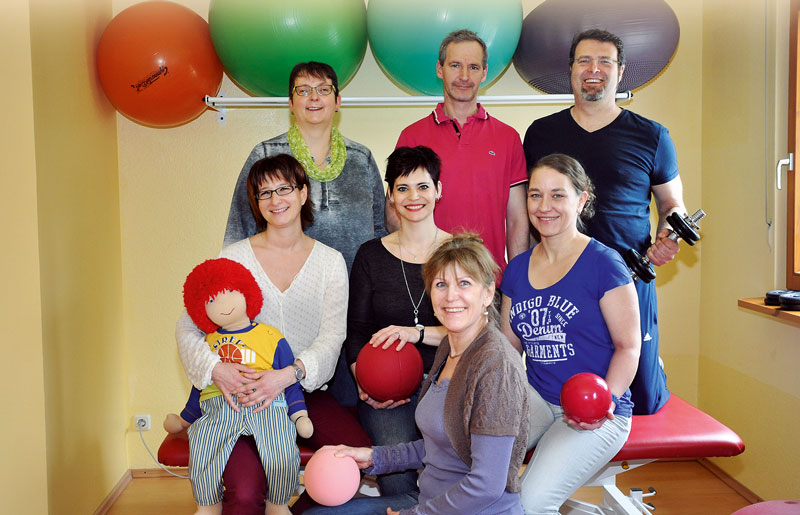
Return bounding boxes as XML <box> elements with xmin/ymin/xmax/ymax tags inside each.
<box><xmin>415</xmin><ymin>324</ymin><xmax>425</xmax><ymax>345</ymax></box>
<box><xmin>291</xmin><ymin>362</ymin><xmax>305</xmax><ymax>381</ymax></box>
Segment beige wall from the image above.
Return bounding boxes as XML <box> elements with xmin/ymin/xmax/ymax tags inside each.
<box><xmin>7</xmin><ymin>0</ymin><xmax>798</xmax><ymax>509</ymax></box>
<box><xmin>0</xmin><ymin>0</ymin><xmax>49</xmax><ymax>512</ymax></box>
<box><xmin>28</xmin><ymin>0</ymin><xmax>127</xmax><ymax>512</ymax></box>
<box><xmin>700</xmin><ymin>0</ymin><xmax>800</xmax><ymax>499</ymax></box>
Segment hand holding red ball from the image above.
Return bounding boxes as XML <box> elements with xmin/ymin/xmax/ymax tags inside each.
<box><xmin>355</xmin><ymin>339</ymin><xmax>424</xmax><ymax>403</ymax></box>
<box><xmin>560</xmin><ymin>372</ymin><xmax>614</xmax><ymax>429</ymax></box>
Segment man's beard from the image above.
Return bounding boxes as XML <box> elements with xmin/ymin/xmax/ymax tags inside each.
<box><xmin>580</xmin><ymin>87</ymin><xmax>606</xmax><ymax>102</ymax></box>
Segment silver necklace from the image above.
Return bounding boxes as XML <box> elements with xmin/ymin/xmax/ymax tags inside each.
<box><xmin>398</xmin><ymin>228</ymin><xmax>438</xmax><ymax>325</ymax></box>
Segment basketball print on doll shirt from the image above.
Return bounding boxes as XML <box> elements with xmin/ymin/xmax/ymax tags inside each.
<box><xmin>217</xmin><ymin>343</ymin><xmax>256</xmax><ymax>365</ymax></box>
<box><xmin>211</xmin><ymin>334</ymin><xmax>257</xmax><ymax>366</ymax></box>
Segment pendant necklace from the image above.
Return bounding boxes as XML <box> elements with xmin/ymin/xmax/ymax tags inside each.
<box><xmin>449</xmin><ymin>346</ymin><xmax>466</xmax><ymax>359</ymax></box>
<box><xmin>398</xmin><ymin>228</ymin><xmax>438</xmax><ymax>325</ymax></box>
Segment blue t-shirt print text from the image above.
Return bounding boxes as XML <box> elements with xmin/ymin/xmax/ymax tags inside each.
<box><xmin>510</xmin><ymin>294</ymin><xmax>580</xmax><ymax>363</ymax></box>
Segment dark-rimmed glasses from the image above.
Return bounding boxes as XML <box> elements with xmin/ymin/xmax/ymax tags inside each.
<box><xmin>256</xmin><ymin>185</ymin><xmax>296</xmax><ymax>200</ymax></box>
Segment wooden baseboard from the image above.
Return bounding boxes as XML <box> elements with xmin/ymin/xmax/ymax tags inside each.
<box><xmin>131</xmin><ymin>467</ymin><xmax>189</xmax><ymax>479</ymax></box>
<box><xmin>699</xmin><ymin>458</ymin><xmax>762</xmax><ymax>504</ymax></box>
<box><xmin>94</xmin><ymin>469</ymin><xmax>132</xmax><ymax>515</ymax></box>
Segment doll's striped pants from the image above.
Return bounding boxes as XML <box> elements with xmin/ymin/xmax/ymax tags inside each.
<box><xmin>187</xmin><ymin>393</ymin><xmax>300</xmax><ymax>506</ymax></box>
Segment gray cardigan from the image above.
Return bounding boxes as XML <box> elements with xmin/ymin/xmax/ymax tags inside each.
<box><xmin>419</xmin><ymin>325</ymin><xmax>530</xmax><ymax>493</ymax></box>
<box><xmin>223</xmin><ymin>132</ymin><xmax>387</xmax><ymax>270</ymax></box>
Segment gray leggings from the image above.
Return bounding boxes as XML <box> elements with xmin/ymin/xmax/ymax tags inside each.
<box><xmin>520</xmin><ymin>384</ymin><xmax>631</xmax><ymax>515</ymax></box>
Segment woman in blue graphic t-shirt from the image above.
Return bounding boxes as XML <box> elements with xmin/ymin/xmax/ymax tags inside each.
<box><xmin>500</xmin><ymin>153</ymin><xmax>641</xmax><ymax>514</ymax></box>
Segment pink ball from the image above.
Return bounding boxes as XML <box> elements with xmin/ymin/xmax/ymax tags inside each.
<box><xmin>303</xmin><ymin>447</ymin><xmax>360</xmax><ymax>506</ymax></box>
<box><xmin>356</xmin><ymin>339</ymin><xmax>424</xmax><ymax>402</ymax></box>
<box><xmin>560</xmin><ymin>372</ymin><xmax>612</xmax><ymax>424</ymax></box>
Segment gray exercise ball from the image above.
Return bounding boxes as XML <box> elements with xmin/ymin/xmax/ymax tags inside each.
<box><xmin>513</xmin><ymin>0</ymin><xmax>680</xmax><ymax>94</ymax></box>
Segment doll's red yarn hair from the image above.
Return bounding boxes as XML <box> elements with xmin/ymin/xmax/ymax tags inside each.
<box><xmin>183</xmin><ymin>258</ymin><xmax>263</xmax><ymax>333</ymax></box>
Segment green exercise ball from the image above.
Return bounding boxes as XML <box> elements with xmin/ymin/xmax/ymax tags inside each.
<box><xmin>209</xmin><ymin>0</ymin><xmax>367</xmax><ymax>97</ymax></box>
<box><xmin>367</xmin><ymin>0</ymin><xmax>522</xmax><ymax>96</ymax></box>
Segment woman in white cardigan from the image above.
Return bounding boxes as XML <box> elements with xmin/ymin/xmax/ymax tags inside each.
<box><xmin>176</xmin><ymin>154</ymin><xmax>370</xmax><ymax>514</ymax></box>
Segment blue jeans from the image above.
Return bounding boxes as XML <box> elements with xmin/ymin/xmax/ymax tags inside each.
<box><xmin>520</xmin><ymin>384</ymin><xmax>631</xmax><ymax>515</ymax></box>
<box><xmin>327</xmin><ymin>349</ymin><xmax>359</xmax><ymax>408</ymax></box>
<box><xmin>357</xmin><ymin>393</ymin><xmax>420</xmax><ymax>496</ymax></box>
<box><xmin>303</xmin><ymin>491</ymin><xmax>418</xmax><ymax>515</ymax></box>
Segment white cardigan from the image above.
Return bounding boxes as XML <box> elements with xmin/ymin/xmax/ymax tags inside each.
<box><xmin>176</xmin><ymin>238</ymin><xmax>348</xmax><ymax>392</ymax></box>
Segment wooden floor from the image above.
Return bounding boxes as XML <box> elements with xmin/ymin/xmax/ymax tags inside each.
<box><xmin>106</xmin><ymin>460</ymin><xmax>753</xmax><ymax>514</ymax></box>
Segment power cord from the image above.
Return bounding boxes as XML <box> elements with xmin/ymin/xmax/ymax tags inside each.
<box><xmin>136</xmin><ymin>425</ymin><xmax>189</xmax><ymax>479</ymax></box>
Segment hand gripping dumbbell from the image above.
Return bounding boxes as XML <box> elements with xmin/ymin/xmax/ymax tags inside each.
<box><xmin>623</xmin><ymin>209</ymin><xmax>707</xmax><ymax>283</ymax></box>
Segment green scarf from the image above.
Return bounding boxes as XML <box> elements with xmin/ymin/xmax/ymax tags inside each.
<box><xmin>287</xmin><ymin>124</ymin><xmax>347</xmax><ymax>183</ymax></box>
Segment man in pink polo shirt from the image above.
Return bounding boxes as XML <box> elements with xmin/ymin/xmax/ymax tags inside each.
<box><xmin>395</xmin><ymin>29</ymin><xmax>529</xmax><ymax>270</ymax></box>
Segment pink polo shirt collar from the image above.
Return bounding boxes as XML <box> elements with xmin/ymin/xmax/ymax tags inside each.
<box><xmin>431</xmin><ymin>103</ymin><xmax>489</xmax><ymax>126</ymax></box>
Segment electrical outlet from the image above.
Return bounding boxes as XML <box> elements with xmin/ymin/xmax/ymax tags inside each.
<box><xmin>134</xmin><ymin>414</ymin><xmax>151</xmax><ymax>431</ymax></box>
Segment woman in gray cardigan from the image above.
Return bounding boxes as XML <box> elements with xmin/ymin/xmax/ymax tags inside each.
<box><xmin>307</xmin><ymin>233</ymin><xmax>530</xmax><ymax>515</ymax></box>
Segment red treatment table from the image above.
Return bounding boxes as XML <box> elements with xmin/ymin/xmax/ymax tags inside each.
<box><xmin>540</xmin><ymin>394</ymin><xmax>745</xmax><ymax>514</ymax></box>
<box><xmin>159</xmin><ymin>394</ymin><xmax>745</xmax><ymax>514</ymax></box>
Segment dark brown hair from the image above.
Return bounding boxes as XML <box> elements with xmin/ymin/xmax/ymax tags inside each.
<box><xmin>246</xmin><ymin>154</ymin><xmax>314</xmax><ymax>231</ymax></box>
<box><xmin>531</xmin><ymin>153</ymin><xmax>596</xmax><ymax>232</ymax></box>
<box><xmin>288</xmin><ymin>61</ymin><xmax>339</xmax><ymax>98</ymax></box>
<box><xmin>569</xmin><ymin>29</ymin><xmax>625</xmax><ymax>67</ymax></box>
<box><xmin>385</xmin><ymin>146</ymin><xmax>442</xmax><ymax>191</ymax></box>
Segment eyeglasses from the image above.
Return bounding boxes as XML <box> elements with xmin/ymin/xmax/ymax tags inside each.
<box><xmin>292</xmin><ymin>84</ymin><xmax>336</xmax><ymax>97</ymax></box>
<box><xmin>573</xmin><ymin>56</ymin><xmax>619</xmax><ymax>68</ymax></box>
<box><xmin>256</xmin><ymin>185</ymin><xmax>297</xmax><ymax>200</ymax></box>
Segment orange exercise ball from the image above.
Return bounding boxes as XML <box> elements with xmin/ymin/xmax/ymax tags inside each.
<box><xmin>96</xmin><ymin>1</ymin><xmax>223</xmax><ymax>128</ymax></box>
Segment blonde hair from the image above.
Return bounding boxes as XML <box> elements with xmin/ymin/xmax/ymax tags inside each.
<box><xmin>423</xmin><ymin>232</ymin><xmax>499</xmax><ymax>323</ymax></box>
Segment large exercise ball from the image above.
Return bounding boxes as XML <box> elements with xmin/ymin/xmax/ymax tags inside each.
<box><xmin>96</xmin><ymin>1</ymin><xmax>222</xmax><ymax>127</ymax></box>
<box><xmin>209</xmin><ymin>0</ymin><xmax>367</xmax><ymax>97</ymax></box>
<box><xmin>513</xmin><ymin>0</ymin><xmax>679</xmax><ymax>94</ymax></box>
<box><xmin>367</xmin><ymin>0</ymin><xmax>522</xmax><ymax>95</ymax></box>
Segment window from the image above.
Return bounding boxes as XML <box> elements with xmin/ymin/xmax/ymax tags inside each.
<box><xmin>788</xmin><ymin>0</ymin><xmax>800</xmax><ymax>289</ymax></box>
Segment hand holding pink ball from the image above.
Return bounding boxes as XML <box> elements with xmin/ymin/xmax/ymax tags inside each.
<box><xmin>303</xmin><ymin>446</ymin><xmax>362</xmax><ymax>506</ymax></box>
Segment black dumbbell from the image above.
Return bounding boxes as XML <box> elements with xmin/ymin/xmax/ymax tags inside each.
<box><xmin>623</xmin><ymin>209</ymin><xmax>707</xmax><ymax>283</ymax></box>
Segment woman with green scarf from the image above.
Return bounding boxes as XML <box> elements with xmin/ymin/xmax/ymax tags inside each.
<box><xmin>218</xmin><ymin>61</ymin><xmax>387</xmax><ymax>513</ymax></box>
<box><xmin>224</xmin><ymin>61</ymin><xmax>387</xmax><ymax>271</ymax></box>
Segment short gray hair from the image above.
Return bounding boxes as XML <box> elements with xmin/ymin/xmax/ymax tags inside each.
<box><xmin>438</xmin><ymin>29</ymin><xmax>488</xmax><ymax>69</ymax></box>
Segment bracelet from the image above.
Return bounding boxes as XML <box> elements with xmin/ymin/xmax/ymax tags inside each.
<box><xmin>415</xmin><ymin>324</ymin><xmax>425</xmax><ymax>345</ymax></box>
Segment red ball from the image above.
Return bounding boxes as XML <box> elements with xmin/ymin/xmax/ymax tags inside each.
<box><xmin>303</xmin><ymin>447</ymin><xmax>360</xmax><ymax>506</ymax></box>
<box><xmin>356</xmin><ymin>340</ymin><xmax>424</xmax><ymax>402</ymax></box>
<box><xmin>560</xmin><ymin>372</ymin><xmax>612</xmax><ymax>424</ymax></box>
<box><xmin>96</xmin><ymin>1</ymin><xmax>223</xmax><ymax>127</ymax></box>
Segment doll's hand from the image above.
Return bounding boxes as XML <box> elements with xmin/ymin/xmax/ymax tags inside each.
<box><xmin>237</xmin><ymin>367</ymin><xmax>294</xmax><ymax>412</ymax></box>
<box><xmin>212</xmin><ymin>362</ymin><xmax>256</xmax><ymax>412</ymax></box>
<box><xmin>370</xmin><ymin>325</ymin><xmax>419</xmax><ymax>351</ymax></box>
<box><xmin>163</xmin><ymin>413</ymin><xmax>190</xmax><ymax>434</ymax></box>
<box><xmin>294</xmin><ymin>415</ymin><xmax>314</xmax><ymax>439</ymax></box>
